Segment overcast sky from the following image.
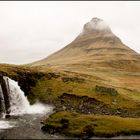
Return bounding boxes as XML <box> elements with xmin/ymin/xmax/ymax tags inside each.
<box><xmin>0</xmin><ymin>1</ymin><xmax>140</xmax><ymax>64</ymax></box>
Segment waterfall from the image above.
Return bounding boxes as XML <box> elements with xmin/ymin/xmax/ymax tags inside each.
<box><xmin>3</xmin><ymin>77</ymin><xmax>30</xmax><ymax>115</ymax></box>
<box><xmin>0</xmin><ymin>76</ymin><xmax>52</xmax><ymax>118</ymax></box>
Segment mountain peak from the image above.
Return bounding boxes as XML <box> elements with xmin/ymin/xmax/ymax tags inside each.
<box><xmin>82</xmin><ymin>17</ymin><xmax>112</xmax><ymax>35</ymax></box>
<box><xmin>31</xmin><ymin>17</ymin><xmax>140</xmax><ymax>73</ymax></box>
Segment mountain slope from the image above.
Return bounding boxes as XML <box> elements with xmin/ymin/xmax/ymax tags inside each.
<box><xmin>31</xmin><ymin>17</ymin><xmax>140</xmax><ymax>72</ymax></box>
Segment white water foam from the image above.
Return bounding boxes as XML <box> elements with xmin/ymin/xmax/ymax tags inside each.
<box><xmin>0</xmin><ymin>120</ymin><xmax>15</xmax><ymax>130</ymax></box>
<box><xmin>27</xmin><ymin>102</ymin><xmax>53</xmax><ymax>114</ymax></box>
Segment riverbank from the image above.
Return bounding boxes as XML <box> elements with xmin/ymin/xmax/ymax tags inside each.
<box><xmin>1</xmin><ymin>112</ymin><xmax>140</xmax><ymax>139</ymax></box>
<box><xmin>41</xmin><ymin>111</ymin><xmax>140</xmax><ymax>139</ymax></box>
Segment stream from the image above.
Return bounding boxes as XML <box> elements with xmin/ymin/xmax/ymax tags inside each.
<box><xmin>0</xmin><ymin>107</ymin><xmax>68</xmax><ymax>139</ymax></box>
<box><xmin>0</xmin><ymin>111</ymin><xmax>140</xmax><ymax>139</ymax></box>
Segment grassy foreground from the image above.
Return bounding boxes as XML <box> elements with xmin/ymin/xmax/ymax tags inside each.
<box><xmin>1</xmin><ymin>64</ymin><xmax>140</xmax><ymax>138</ymax></box>
<box><xmin>41</xmin><ymin>111</ymin><xmax>140</xmax><ymax>138</ymax></box>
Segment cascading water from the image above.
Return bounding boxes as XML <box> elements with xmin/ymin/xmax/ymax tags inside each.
<box><xmin>3</xmin><ymin>77</ymin><xmax>31</xmax><ymax>115</ymax></box>
<box><xmin>1</xmin><ymin>76</ymin><xmax>53</xmax><ymax>117</ymax></box>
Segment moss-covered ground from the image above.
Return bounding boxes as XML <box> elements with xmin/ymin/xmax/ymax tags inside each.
<box><xmin>42</xmin><ymin>111</ymin><xmax>140</xmax><ymax>138</ymax></box>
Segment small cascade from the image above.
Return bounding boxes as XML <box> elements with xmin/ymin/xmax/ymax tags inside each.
<box><xmin>0</xmin><ymin>76</ymin><xmax>51</xmax><ymax>118</ymax></box>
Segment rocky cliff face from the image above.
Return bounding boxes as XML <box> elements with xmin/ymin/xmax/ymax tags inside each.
<box><xmin>0</xmin><ymin>75</ymin><xmax>10</xmax><ymax>117</ymax></box>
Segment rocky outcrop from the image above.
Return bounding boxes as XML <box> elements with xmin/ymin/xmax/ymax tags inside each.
<box><xmin>0</xmin><ymin>75</ymin><xmax>11</xmax><ymax>117</ymax></box>
<box><xmin>0</xmin><ymin>65</ymin><xmax>62</xmax><ymax>105</ymax></box>
<box><xmin>11</xmin><ymin>71</ymin><xmax>43</xmax><ymax>93</ymax></box>
<box><xmin>0</xmin><ymin>70</ymin><xmax>45</xmax><ymax>98</ymax></box>
<box><xmin>56</xmin><ymin>93</ymin><xmax>112</xmax><ymax>114</ymax></box>
<box><xmin>55</xmin><ymin>93</ymin><xmax>137</xmax><ymax>117</ymax></box>
<box><xmin>0</xmin><ymin>84</ymin><xmax>5</xmax><ymax>117</ymax></box>
<box><xmin>95</xmin><ymin>85</ymin><xmax>118</xmax><ymax>96</ymax></box>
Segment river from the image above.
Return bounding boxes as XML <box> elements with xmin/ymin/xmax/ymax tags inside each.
<box><xmin>0</xmin><ymin>110</ymin><xmax>68</xmax><ymax>139</ymax></box>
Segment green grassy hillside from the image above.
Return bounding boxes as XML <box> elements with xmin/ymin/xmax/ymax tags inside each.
<box><xmin>41</xmin><ymin>111</ymin><xmax>140</xmax><ymax>138</ymax></box>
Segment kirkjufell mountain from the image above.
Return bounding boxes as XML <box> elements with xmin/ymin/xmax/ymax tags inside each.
<box><xmin>31</xmin><ymin>17</ymin><xmax>140</xmax><ymax>72</ymax></box>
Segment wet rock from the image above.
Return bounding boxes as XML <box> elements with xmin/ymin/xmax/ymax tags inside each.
<box><xmin>0</xmin><ymin>84</ymin><xmax>6</xmax><ymax>117</ymax></box>
<box><xmin>5</xmin><ymin>114</ymin><xmax>11</xmax><ymax>118</ymax></box>
<box><xmin>41</xmin><ymin>125</ymin><xmax>62</xmax><ymax>134</ymax></box>
<box><xmin>0</xmin><ymin>75</ymin><xmax>10</xmax><ymax>115</ymax></box>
